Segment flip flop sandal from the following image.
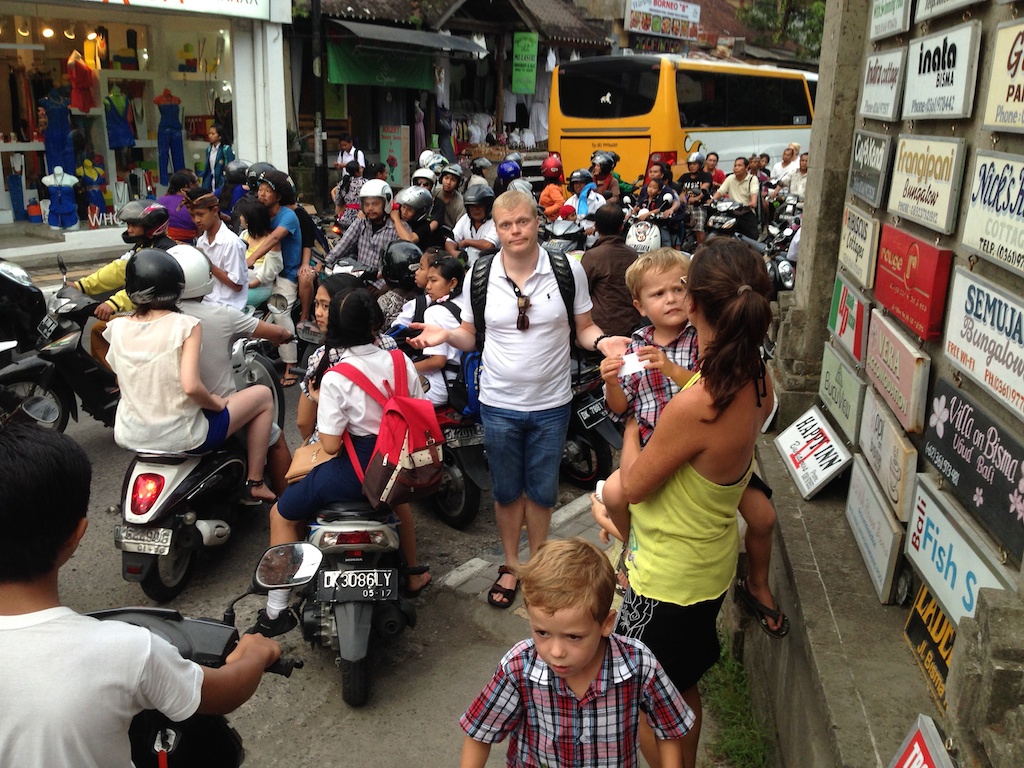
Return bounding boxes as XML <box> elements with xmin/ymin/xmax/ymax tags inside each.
<box><xmin>734</xmin><ymin>578</ymin><xmax>790</xmax><ymax>639</ymax></box>
<box><xmin>401</xmin><ymin>565</ymin><xmax>432</xmax><ymax>598</ymax></box>
<box><xmin>280</xmin><ymin>372</ymin><xmax>300</xmax><ymax>387</ymax></box>
<box><xmin>487</xmin><ymin>565</ymin><xmax>519</xmax><ymax>609</ymax></box>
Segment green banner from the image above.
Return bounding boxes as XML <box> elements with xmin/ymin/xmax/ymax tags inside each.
<box><xmin>327</xmin><ymin>42</ymin><xmax>432</xmax><ymax>90</ymax></box>
<box><xmin>511</xmin><ymin>32</ymin><xmax>538</xmax><ymax>95</ymax></box>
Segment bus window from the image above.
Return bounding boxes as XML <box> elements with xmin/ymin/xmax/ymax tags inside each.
<box><xmin>676</xmin><ymin>70</ymin><xmax>813</xmax><ymax>128</ymax></box>
<box><xmin>558</xmin><ymin>59</ymin><xmax>661</xmax><ymax>119</ymax></box>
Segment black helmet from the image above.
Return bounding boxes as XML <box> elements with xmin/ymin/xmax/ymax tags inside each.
<box><xmin>463</xmin><ymin>184</ymin><xmax>496</xmax><ymax>214</ymax></box>
<box><xmin>118</xmin><ymin>201</ymin><xmax>170</xmax><ymax>245</ymax></box>
<box><xmin>591</xmin><ymin>152</ymin><xmax>614</xmax><ymax>175</ymax></box>
<box><xmin>382</xmin><ymin>241</ymin><xmax>423</xmax><ymax>290</ymax></box>
<box><xmin>224</xmin><ymin>160</ymin><xmax>249</xmax><ymax>184</ymax></box>
<box><xmin>504</xmin><ymin>151</ymin><xmax>523</xmax><ymax>167</ymax></box>
<box><xmin>246</xmin><ymin>161</ymin><xmax>276</xmax><ymax>189</ymax></box>
<box><xmin>126</xmin><ymin>249</ymin><xmax>185</xmax><ymax>309</ymax></box>
<box><xmin>568</xmin><ymin>168</ymin><xmax>594</xmax><ymax>187</ymax></box>
<box><xmin>257</xmin><ymin>169</ymin><xmax>296</xmax><ymax>206</ymax></box>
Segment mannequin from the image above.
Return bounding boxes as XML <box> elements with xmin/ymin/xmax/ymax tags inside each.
<box><xmin>104</xmin><ymin>85</ymin><xmax>136</xmax><ymax>151</ymax></box>
<box><xmin>42</xmin><ymin>166</ymin><xmax>80</xmax><ymax>230</ymax></box>
<box><xmin>413</xmin><ymin>99</ymin><xmax>426</xmax><ymax>159</ymax></box>
<box><xmin>76</xmin><ymin>156</ymin><xmax>108</xmax><ymax>215</ymax></box>
<box><xmin>67</xmin><ymin>51</ymin><xmax>97</xmax><ymax>113</ymax></box>
<box><xmin>39</xmin><ymin>89</ymin><xmax>75</xmax><ymax>175</ymax></box>
<box><xmin>154</xmin><ymin>89</ymin><xmax>184</xmax><ymax>185</ymax></box>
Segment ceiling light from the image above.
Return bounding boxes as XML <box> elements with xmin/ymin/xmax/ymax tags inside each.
<box><xmin>42</xmin><ymin>27</ymin><xmax>55</xmax><ymax>39</ymax></box>
<box><xmin>87</xmin><ymin>30</ymin><xmax>97</xmax><ymax>41</ymax></box>
<box><xmin>17</xmin><ymin>24</ymin><xmax>30</xmax><ymax>37</ymax></box>
<box><xmin>64</xmin><ymin>26</ymin><xmax>76</xmax><ymax>40</ymax></box>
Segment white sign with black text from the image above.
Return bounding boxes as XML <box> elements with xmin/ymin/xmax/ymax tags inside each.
<box><xmin>887</xmin><ymin>135</ymin><xmax>966</xmax><ymax>234</ymax></box>
<box><xmin>902</xmin><ymin>21</ymin><xmax>981</xmax><ymax>120</ymax></box>
<box><xmin>860</xmin><ymin>49</ymin><xmax>908</xmax><ymax>122</ymax></box>
<box><xmin>774</xmin><ymin>406</ymin><xmax>853</xmax><ymax>500</ymax></box>
<box><xmin>846</xmin><ymin>455</ymin><xmax>904</xmax><ymax>603</ymax></box>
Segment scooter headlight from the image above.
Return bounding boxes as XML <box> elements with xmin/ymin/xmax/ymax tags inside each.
<box><xmin>0</xmin><ymin>261</ymin><xmax>32</xmax><ymax>287</ymax></box>
<box><xmin>778</xmin><ymin>260</ymin><xmax>795</xmax><ymax>290</ymax></box>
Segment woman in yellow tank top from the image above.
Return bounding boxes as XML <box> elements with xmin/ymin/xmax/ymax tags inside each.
<box><xmin>611</xmin><ymin>238</ymin><xmax>774</xmax><ymax>768</ymax></box>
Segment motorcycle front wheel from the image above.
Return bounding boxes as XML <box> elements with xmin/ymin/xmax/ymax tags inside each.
<box><xmin>340</xmin><ymin>657</ymin><xmax>371</xmax><ymax>707</ymax></box>
<box><xmin>431</xmin><ymin>450</ymin><xmax>481</xmax><ymax>530</ymax></box>
<box><xmin>140</xmin><ymin>531</ymin><xmax>195</xmax><ymax>603</ymax></box>
<box><xmin>560</xmin><ymin>433</ymin><xmax>613</xmax><ymax>489</ymax></box>
<box><xmin>0</xmin><ymin>376</ymin><xmax>72</xmax><ymax>432</ymax></box>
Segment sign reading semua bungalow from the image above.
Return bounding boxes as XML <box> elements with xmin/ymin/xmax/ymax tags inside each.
<box><xmin>838</xmin><ymin>204</ymin><xmax>881</xmax><ymax>288</ymax></box>
<box><xmin>924</xmin><ymin>378</ymin><xmax>1024</xmax><ymax>566</ymax></box>
<box><xmin>982</xmin><ymin>20</ymin><xmax>1024</xmax><ymax>135</ymax></box>
<box><xmin>848</xmin><ymin>130</ymin><xmax>893</xmax><ymax>208</ymax></box>
<box><xmin>887</xmin><ymin>135</ymin><xmax>966</xmax><ymax>234</ymax></box>
<box><xmin>873</xmin><ymin>225</ymin><xmax>953</xmax><ymax>341</ymax></box>
<box><xmin>943</xmin><ymin>267</ymin><xmax>1024</xmax><ymax>423</ymax></box>
<box><xmin>860</xmin><ymin>49</ymin><xmax>907</xmax><ymax>122</ymax></box>
<box><xmin>866</xmin><ymin>309</ymin><xmax>931</xmax><ymax>432</ymax></box>
<box><xmin>961</xmin><ymin>150</ymin><xmax>1024</xmax><ymax>279</ymax></box>
<box><xmin>902</xmin><ymin>22</ymin><xmax>981</xmax><ymax>121</ymax></box>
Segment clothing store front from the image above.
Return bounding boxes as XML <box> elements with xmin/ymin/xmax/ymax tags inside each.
<box><xmin>0</xmin><ymin>0</ymin><xmax>290</xmax><ymax>236</ymax></box>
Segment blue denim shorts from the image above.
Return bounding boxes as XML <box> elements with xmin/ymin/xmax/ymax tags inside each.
<box><xmin>480</xmin><ymin>403</ymin><xmax>571</xmax><ymax>508</ymax></box>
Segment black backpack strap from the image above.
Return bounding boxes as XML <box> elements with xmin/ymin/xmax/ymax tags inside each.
<box><xmin>547</xmin><ymin>250</ymin><xmax>577</xmax><ymax>346</ymax></box>
<box><xmin>470</xmin><ymin>253</ymin><xmax>496</xmax><ymax>352</ymax></box>
<box><xmin>412</xmin><ymin>294</ymin><xmax>428</xmax><ymax>325</ymax></box>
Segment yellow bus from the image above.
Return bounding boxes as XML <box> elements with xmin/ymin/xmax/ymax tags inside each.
<box><xmin>548</xmin><ymin>55</ymin><xmax>816</xmax><ymax>186</ymax></box>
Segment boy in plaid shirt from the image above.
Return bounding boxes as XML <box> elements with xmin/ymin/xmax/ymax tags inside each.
<box><xmin>459</xmin><ymin>538</ymin><xmax>692</xmax><ymax>767</ymax></box>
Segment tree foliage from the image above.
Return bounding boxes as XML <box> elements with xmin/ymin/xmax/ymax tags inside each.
<box><xmin>737</xmin><ymin>0</ymin><xmax>825</xmax><ymax>59</ymax></box>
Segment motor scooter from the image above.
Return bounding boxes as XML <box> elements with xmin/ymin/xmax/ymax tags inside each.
<box><xmin>561</xmin><ymin>351</ymin><xmax>622</xmax><ymax>489</ymax></box>
<box><xmin>539</xmin><ymin>217</ymin><xmax>588</xmax><ymax>260</ymax></box>
<box><xmin>90</xmin><ymin>543</ymin><xmax>319</xmax><ymax>768</ymax></box>
<box><xmin>624</xmin><ymin>193</ymin><xmax>677</xmax><ymax>255</ymax></box>
<box><xmin>431</xmin><ymin>405</ymin><xmax>490</xmax><ymax>529</ymax></box>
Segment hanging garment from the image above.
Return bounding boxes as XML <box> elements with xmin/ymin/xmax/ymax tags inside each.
<box><xmin>104</xmin><ymin>95</ymin><xmax>136</xmax><ymax>149</ymax></box>
<box><xmin>40</xmin><ymin>94</ymin><xmax>75</xmax><ymax>174</ymax></box>
<box><xmin>68</xmin><ymin>60</ymin><xmax>97</xmax><ymax>112</ymax></box>
<box><xmin>47</xmin><ymin>184</ymin><xmax>79</xmax><ymax>228</ymax></box>
<box><xmin>156</xmin><ymin>103</ymin><xmax>185</xmax><ymax>185</ymax></box>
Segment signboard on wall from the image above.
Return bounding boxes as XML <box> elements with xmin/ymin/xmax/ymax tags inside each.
<box><xmin>866</xmin><ymin>309</ymin><xmax>931</xmax><ymax>433</ymax></box>
<box><xmin>511</xmin><ymin>33</ymin><xmax>539</xmax><ymax>94</ymax></box>
<box><xmin>77</xmin><ymin>0</ymin><xmax>274</xmax><ymax>20</ymax></box>
<box><xmin>859</xmin><ymin>387</ymin><xmax>918</xmax><ymax>523</ymax></box>
<box><xmin>901</xmin><ymin>22</ymin><xmax>982</xmax><ymax>120</ymax></box>
<box><xmin>774</xmin><ymin>406</ymin><xmax>853</xmax><ymax>500</ymax></box>
<box><xmin>818</xmin><ymin>343</ymin><xmax>867</xmax><ymax>445</ymax></box>
<box><xmin>846</xmin><ymin>455</ymin><xmax>904</xmax><ymax>603</ymax></box>
<box><xmin>887</xmin><ymin>135</ymin><xmax>967</xmax><ymax>234</ymax></box>
<box><xmin>625</xmin><ymin>0</ymin><xmax>701</xmax><ymax>41</ymax></box>
<box><xmin>904</xmin><ymin>584</ymin><xmax>955</xmax><ymax>712</ymax></box>
<box><xmin>827</xmin><ymin>273</ymin><xmax>872</xmax><ymax>364</ymax></box>
<box><xmin>378</xmin><ymin>126</ymin><xmax>409</xmax><ymax>188</ymax></box>
<box><xmin>982</xmin><ymin>20</ymin><xmax>1024</xmax><ymax>134</ymax></box>
<box><xmin>849</xmin><ymin>130</ymin><xmax>894</xmax><ymax>208</ymax></box>
<box><xmin>905</xmin><ymin>474</ymin><xmax>1015</xmax><ymax>627</ymax></box>
<box><xmin>873</xmin><ymin>225</ymin><xmax>953</xmax><ymax>341</ymax></box>
<box><xmin>915</xmin><ymin>0</ymin><xmax>985</xmax><ymax>22</ymax></box>
<box><xmin>860</xmin><ymin>49</ymin><xmax>908</xmax><ymax>122</ymax></box>
<box><xmin>942</xmin><ymin>267</ymin><xmax>1024</xmax><ymax>423</ymax></box>
<box><xmin>961</xmin><ymin>151</ymin><xmax>1024</xmax><ymax>278</ymax></box>
<box><xmin>870</xmin><ymin>0</ymin><xmax>912</xmax><ymax>42</ymax></box>
<box><xmin>923</xmin><ymin>378</ymin><xmax>1024</xmax><ymax>566</ymax></box>
<box><xmin>838</xmin><ymin>204</ymin><xmax>881</xmax><ymax>288</ymax></box>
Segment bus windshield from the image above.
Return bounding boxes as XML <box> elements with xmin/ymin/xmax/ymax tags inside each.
<box><xmin>557</xmin><ymin>58</ymin><xmax>661</xmax><ymax>119</ymax></box>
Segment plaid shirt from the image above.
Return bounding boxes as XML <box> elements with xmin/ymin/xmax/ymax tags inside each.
<box><xmin>326</xmin><ymin>216</ymin><xmax>397</xmax><ymax>273</ymax></box>
<box><xmin>607</xmin><ymin>323</ymin><xmax>698</xmax><ymax>446</ymax></box>
<box><xmin>460</xmin><ymin>634</ymin><xmax>693</xmax><ymax>768</ymax></box>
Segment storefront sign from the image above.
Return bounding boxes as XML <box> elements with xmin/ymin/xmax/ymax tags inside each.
<box><xmin>870</xmin><ymin>0</ymin><xmax>912</xmax><ymax>42</ymax></box>
<box><xmin>887</xmin><ymin>714</ymin><xmax>955</xmax><ymax>768</ymax></box>
<box><xmin>818</xmin><ymin>343</ymin><xmax>867</xmax><ymax>445</ymax></box>
<box><xmin>904</xmin><ymin>584</ymin><xmax>955</xmax><ymax>713</ymax></box>
<box><xmin>961</xmin><ymin>151</ymin><xmax>1024</xmax><ymax>278</ymax></box>
<box><xmin>866</xmin><ymin>309</ymin><xmax>930</xmax><ymax>432</ymax></box>
<box><xmin>916</xmin><ymin>0</ymin><xmax>985</xmax><ymax>22</ymax></box>
<box><xmin>923</xmin><ymin>378</ymin><xmax>1024</xmax><ymax>566</ymax></box>
<box><xmin>906</xmin><ymin>475</ymin><xmax>1016</xmax><ymax>627</ymax></box>
<box><xmin>846</xmin><ymin>455</ymin><xmax>904</xmax><ymax>603</ymax></box>
<box><xmin>942</xmin><ymin>267</ymin><xmax>1024</xmax><ymax>423</ymax></box>
<box><xmin>848</xmin><ymin>130</ymin><xmax>893</xmax><ymax>208</ymax></box>
<box><xmin>873</xmin><ymin>225</ymin><xmax>953</xmax><ymax>340</ymax></box>
<box><xmin>327</xmin><ymin>44</ymin><xmax>432</xmax><ymax>90</ymax></box>
<box><xmin>838</xmin><ymin>204</ymin><xmax>881</xmax><ymax>288</ymax></box>
<box><xmin>378</xmin><ymin>126</ymin><xmax>408</xmax><ymax>189</ymax></box>
<box><xmin>902</xmin><ymin>22</ymin><xmax>981</xmax><ymax>120</ymax></box>
<box><xmin>78</xmin><ymin>0</ymin><xmax>275</xmax><ymax>20</ymax></box>
<box><xmin>860</xmin><ymin>49</ymin><xmax>908</xmax><ymax>122</ymax></box>
<box><xmin>887</xmin><ymin>135</ymin><xmax>966</xmax><ymax>234</ymax></box>
<box><xmin>982</xmin><ymin>20</ymin><xmax>1024</xmax><ymax>134</ymax></box>
<box><xmin>511</xmin><ymin>33</ymin><xmax>538</xmax><ymax>95</ymax></box>
<box><xmin>625</xmin><ymin>0</ymin><xmax>701</xmax><ymax>41</ymax></box>
<box><xmin>828</xmin><ymin>274</ymin><xmax>872</xmax><ymax>364</ymax></box>
<box><xmin>774</xmin><ymin>406</ymin><xmax>852</xmax><ymax>500</ymax></box>
<box><xmin>860</xmin><ymin>387</ymin><xmax>918</xmax><ymax>523</ymax></box>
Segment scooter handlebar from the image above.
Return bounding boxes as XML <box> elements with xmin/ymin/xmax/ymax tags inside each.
<box><xmin>266</xmin><ymin>657</ymin><xmax>304</xmax><ymax>677</ymax></box>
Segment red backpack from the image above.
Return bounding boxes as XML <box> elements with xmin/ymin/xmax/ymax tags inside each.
<box><xmin>331</xmin><ymin>349</ymin><xmax>445</xmax><ymax>511</ymax></box>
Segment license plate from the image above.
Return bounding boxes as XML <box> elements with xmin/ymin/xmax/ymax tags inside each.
<box><xmin>577</xmin><ymin>399</ymin><xmax>607</xmax><ymax>430</ymax></box>
<box><xmin>444</xmin><ymin>424</ymin><xmax>484</xmax><ymax>447</ymax></box>
<box><xmin>37</xmin><ymin>315</ymin><xmax>58</xmax><ymax>340</ymax></box>
<box><xmin>115</xmin><ymin>525</ymin><xmax>173</xmax><ymax>555</ymax></box>
<box><xmin>317</xmin><ymin>568</ymin><xmax>397</xmax><ymax>602</ymax></box>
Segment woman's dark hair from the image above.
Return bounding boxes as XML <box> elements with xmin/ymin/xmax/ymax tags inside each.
<box><xmin>167</xmin><ymin>171</ymin><xmax>193</xmax><ymax>195</ymax></box>
<box><xmin>338</xmin><ymin>160</ymin><xmax>362</xmax><ymax>199</ymax></box>
<box><xmin>238</xmin><ymin>199</ymin><xmax>272</xmax><ymax>238</ymax></box>
<box><xmin>686</xmin><ymin>238</ymin><xmax>772</xmax><ymax>419</ymax></box>
<box><xmin>311</xmin><ymin>284</ymin><xmax>381</xmax><ymax>389</ymax></box>
<box><xmin>429</xmin><ymin>256</ymin><xmax>465</xmax><ymax>297</ymax></box>
<box><xmin>217</xmin><ymin>182</ymin><xmax>239</xmax><ymax>213</ymax></box>
<box><xmin>366</xmin><ymin>162</ymin><xmax>386</xmax><ymax>179</ymax></box>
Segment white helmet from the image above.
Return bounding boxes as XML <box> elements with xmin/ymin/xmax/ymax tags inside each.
<box><xmin>419</xmin><ymin>149</ymin><xmax>436</xmax><ymax>169</ymax></box>
<box><xmin>507</xmin><ymin>178</ymin><xmax>534</xmax><ymax>196</ymax></box>
<box><xmin>359</xmin><ymin>178</ymin><xmax>394</xmax><ymax>209</ymax></box>
<box><xmin>412</xmin><ymin>167</ymin><xmax>436</xmax><ymax>185</ymax></box>
<box><xmin>426</xmin><ymin>153</ymin><xmax>448</xmax><ymax>175</ymax></box>
<box><xmin>167</xmin><ymin>244</ymin><xmax>212</xmax><ymax>300</ymax></box>
<box><xmin>394</xmin><ymin>186</ymin><xmax>434</xmax><ymax>217</ymax></box>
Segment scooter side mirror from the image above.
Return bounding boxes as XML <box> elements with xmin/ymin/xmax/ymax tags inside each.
<box><xmin>621</xmin><ymin>195</ymin><xmax>633</xmax><ymax>207</ymax></box>
<box><xmin>57</xmin><ymin>255</ymin><xmax>68</xmax><ymax>276</ymax></box>
<box><xmin>266</xmin><ymin>294</ymin><xmax>290</xmax><ymax>315</ymax></box>
<box><xmin>17</xmin><ymin>395</ymin><xmax>60</xmax><ymax>426</ymax></box>
<box><xmin>252</xmin><ymin>543</ymin><xmax>323</xmax><ymax>592</ymax></box>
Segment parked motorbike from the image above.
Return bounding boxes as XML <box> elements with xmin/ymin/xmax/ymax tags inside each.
<box><xmin>539</xmin><ymin>217</ymin><xmax>588</xmax><ymax>260</ymax></box>
<box><xmin>624</xmin><ymin>193</ymin><xmax>677</xmax><ymax>255</ymax></box>
<box><xmin>0</xmin><ymin>259</ymin><xmax>46</xmax><ymax>366</ymax></box>
<box><xmin>432</xmin><ymin>405</ymin><xmax>490</xmax><ymax>529</ymax></box>
<box><xmin>561</xmin><ymin>352</ymin><xmax>622</xmax><ymax>489</ymax></box>
<box><xmin>706</xmin><ymin>200</ymin><xmax>767</xmax><ymax>253</ymax></box>
<box><xmin>764</xmin><ymin>216</ymin><xmax>799</xmax><ymax>299</ymax></box>
<box><xmin>90</xmin><ymin>543</ymin><xmax>318</xmax><ymax>768</ymax></box>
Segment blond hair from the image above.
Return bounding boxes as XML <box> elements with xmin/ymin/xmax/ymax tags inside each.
<box><xmin>492</xmin><ymin>189</ymin><xmax>535</xmax><ymax>218</ymax></box>
<box><xmin>515</xmin><ymin>538</ymin><xmax>615</xmax><ymax>622</ymax></box>
<box><xmin>624</xmin><ymin>247</ymin><xmax>691</xmax><ymax>301</ymax></box>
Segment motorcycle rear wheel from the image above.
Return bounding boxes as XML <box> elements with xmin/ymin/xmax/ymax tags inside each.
<box><xmin>340</xmin><ymin>657</ymin><xmax>371</xmax><ymax>707</ymax></box>
<box><xmin>243</xmin><ymin>351</ymin><xmax>286</xmax><ymax>430</ymax></box>
<box><xmin>140</xmin><ymin>532</ymin><xmax>195</xmax><ymax>603</ymax></box>
<box><xmin>0</xmin><ymin>376</ymin><xmax>71</xmax><ymax>432</ymax></box>
<box><xmin>560</xmin><ymin>433</ymin><xmax>613</xmax><ymax>490</ymax></box>
<box><xmin>431</xmin><ymin>451</ymin><xmax>481</xmax><ymax>530</ymax></box>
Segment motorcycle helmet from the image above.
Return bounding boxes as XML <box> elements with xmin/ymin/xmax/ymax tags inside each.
<box><xmin>608</xmin><ymin>151</ymin><xmax>621</xmax><ymax>168</ymax></box>
<box><xmin>418</xmin><ymin>149</ymin><xmax>437</xmax><ymax>169</ymax></box>
<box><xmin>503</xmin><ymin>151</ymin><xmax>523</xmax><ymax>167</ymax></box>
<box><xmin>125</xmin><ymin>248</ymin><xmax>185</xmax><ymax>309</ymax></box>
<box><xmin>382</xmin><ymin>241</ymin><xmax>423</xmax><ymax>290</ymax></box>
<box><xmin>462</xmin><ymin>184</ymin><xmax>496</xmax><ymax>215</ymax></box>
<box><xmin>118</xmin><ymin>201</ymin><xmax>170</xmax><ymax>244</ymax></box>
<box><xmin>687</xmin><ymin>151</ymin><xmax>706</xmax><ymax>167</ymax></box>
<box><xmin>591</xmin><ymin>152</ymin><xmax>614</xmax><ymax>175</ymax></box>
<box><xmin>412</xmin><ymin>167</ymin><xmax>436</xmax><ymax>187</ymax></box>
<box><xmin>469</xmin><ymin>157</ymin><xmax>492</xmax><ymax>176</ymax></box>
<box><xmin>167</xmin><ymin>244</ymin><xmax>213</xmax><ymax>300</ymax></box>
<box><xmin>257</xmin><ymin>169</ymin><xmax>296</xmax><ymax>206</ymax></box>
<box><xmin>224</xmin><ymin>160</ymin><xmax>250</xmax><ymax>185</ymax></box>
<box><xmin>394</xmin><ymin>185</ymin><xmax>434</xmax><ymax>218</ymax></box>
<box><xmin>426</xmin><ymin>153</ymin><xmax>448</xmax><ymax>175</ymax></box>
<box><xmin>497</xmin><ymin>160</ymin><xmax>521</xmax><ymax>183</ymax></box>
<box><xmin>507</xmin><ymin>178</ymin><xmax>534</xmax><ymax>196</ymax></box>
<box><xmin>246</xmin><ymin>161</ymin><xmax>275</xmax><ymax>189</ymax></box>
<box><xmin>359</xmin><ymin>178</ymin><xmax>394</xmax><ymax>210</ymax></box>
<box><xmin>540</xmin><ymin>156</ymin><xmax>563</xmax><ymax>180</ymax></box>
<box><xmin>568</xmin><ymin>168</ymin><xmax>594</xmax><ymax>188</ymax></box>
<box><xmin>440</xmin><ymin>164</ymin><xmax>463</xmax><ymax>181</ymax></box>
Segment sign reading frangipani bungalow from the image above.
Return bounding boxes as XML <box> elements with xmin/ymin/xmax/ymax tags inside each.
<box><xmin>887</xmin><ymin>135</ymin><xmax>967</xmax><ymax>234</ymax></box>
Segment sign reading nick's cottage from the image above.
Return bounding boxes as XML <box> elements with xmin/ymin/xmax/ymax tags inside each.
<box><xmin>887</xmin><ymin>135</ymin><xmax>966</xmax><ymax>234</ymax></box>
<box><xmin>961</xmin><ymin>150</ymin><xmax>1024</xmax><ymax>279</ymax></box>
<box><xmin>849</xmin><ymin>130</ymin><xmax>893</xmax><ymax>208</ymax></box>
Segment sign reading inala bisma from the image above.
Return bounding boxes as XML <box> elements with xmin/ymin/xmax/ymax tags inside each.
<box><xmin>838</xmin><ymin>204</ymin><xmax>881</xmax><ymax>288</ymax></box>
<box><xmin>848</xmin><ymin>130</ymin><xmax>893</xmax><ymax>208</ymax></box>
<box><xmin>887</xmin><ymin>135</ymin><xmax>966</xmax><ymax>234</ymax></box>
<box><xmin>845</xmin><ymin>455</ymin><xmax>904</xmax><ymax>603</ymax></box>
<box><xmin>902</xmin><ymin>21</ymin><xmax>981</xmax><ymax>121</ymax></box>
<box><xmin>866</xmin><ymin>309</ymin><xmax>931</xmax><ymax>433</ymax></box>
<box><xmin>774</xmin><ymin>406</ymin><xmax>852</xmax><ymax>500</ymax></box>
<box><xmin>942</xmin><ymin>266</ymin><xmax>1024</xmax><ymax>423</ymax></box>
<box><xmin>982</xmin><ymin>20</ymin><xmax>1024</xmax><ymax>134</ymax></box>
<box><xmin>860</xmin><ymin>49</ymin><xmax>907</xmax><ymax>122</ymax></box>
<box><xmin>961</xmin><ymin>150</ymin><xmax>1024</xmax><ymax>279</ymax></box>
<box><xmin>870</xmin><ymin>0</ymin><xmax>912</xmax><ymax>42</ymax></box>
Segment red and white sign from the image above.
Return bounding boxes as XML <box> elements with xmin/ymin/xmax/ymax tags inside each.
<box><xmin>874</xmin><ymin>225</ymin><xmax>953</xmax><ymax>340</ymax></box>
<box><xmin>828</xmin><ymin>274</ymin><xmax>872</xmax><ymax>364</ymax></box>
<box><xmin>887</xmin><ymin>715</ymin><xmax>955</xmax><ymax>768</ymax></box>
<box><xmin>774</xmin><ymin>406</ymin><xmax>852</xmax><ymax>499</ymax></box>
<box><xmin>866</xmin><ymin>309</ymin><xmax>931</xmax><ymax>432</ymax></box>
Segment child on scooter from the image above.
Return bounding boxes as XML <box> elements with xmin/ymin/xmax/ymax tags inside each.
<box><xmin>415</xmin><ymin>256</ymin><xmax>464</xmax><ymax>407</ymax></box>
<box><xmin>238</xmin><ymin>200</ymin><xmax>283</xmax><ymax>307</ymax></box>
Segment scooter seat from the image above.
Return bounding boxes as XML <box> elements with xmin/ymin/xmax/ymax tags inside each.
<box><xmin>316</xmin><ymin>500</ymin><xmax>392</xmax><ymax>523</ymax></box>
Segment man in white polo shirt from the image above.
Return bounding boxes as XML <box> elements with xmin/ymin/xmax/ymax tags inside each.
<box><xmin>410</xmin><ymin>189</ymin><xmax>629</xmax><ymax>609</ymax></box>
<box><xmin>186</xmin><ymin>188</ymin><xmax>248</xmax><ymax>310</ymax></box>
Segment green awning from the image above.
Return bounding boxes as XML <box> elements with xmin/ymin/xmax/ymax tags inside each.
<box><xmin>327</xmin><ymin>39</ymin><xmax>433</xmax><ymax>89</ymax></box>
